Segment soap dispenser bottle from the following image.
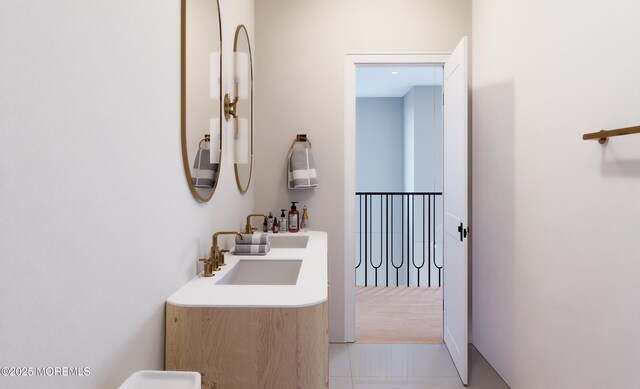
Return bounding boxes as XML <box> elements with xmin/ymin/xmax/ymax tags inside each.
<box><xmin>279</xmin><ymin>209</ymin><xmax>288</xmax><ymax>232</ymax></box>
<box><xmin>300</xmin><ymin>205</ymin><xmax>310</xmax><ymax>232</ymax></box>
<box><xmin>267</xmin><ymin>212</ymin><xmax>274</xmax><ymax>231</ymax></box>
<box><xmin>288</xmin><ymin>202</ymin><xmax>299</xmax><ymax>233</ymax></box>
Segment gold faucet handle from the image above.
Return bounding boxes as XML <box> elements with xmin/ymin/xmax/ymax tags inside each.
<box><xmin>198</xmin><ymin>257</ymin><xmax>216</xmax><ymax>277</ymax></box>
<box><xmin>219</xmin><ymin>249</ymin><xmax>230</xmax><ymax>266</ymax></box>
<box><xmin>244</xmin><ymin>225</ymin><xmax>258</xmax><ymax>234</ymax></box>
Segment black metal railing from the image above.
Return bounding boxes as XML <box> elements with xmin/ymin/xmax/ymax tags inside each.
<box><xmin>355</xmin><ymin>192</ymin><xmax>443</xmax><ymax>287</ymax></box>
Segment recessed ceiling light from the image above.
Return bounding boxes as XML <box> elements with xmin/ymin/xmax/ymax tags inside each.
<box><xmin>391</xmin><ymin>71</ymin><xmax>399</xmax><ymax>75</ymax></box>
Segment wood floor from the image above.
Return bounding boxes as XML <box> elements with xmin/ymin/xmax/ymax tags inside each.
<box><xmin>356</xmin><ymin>286</ymin><xmax>443</xmax><ymax>344</ymax></box>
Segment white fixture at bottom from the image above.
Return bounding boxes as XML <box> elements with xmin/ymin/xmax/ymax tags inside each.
<box><xmin>118</xmin><ymin>370</ymin><xmax>200</xmax><ymax>389</ymax></box>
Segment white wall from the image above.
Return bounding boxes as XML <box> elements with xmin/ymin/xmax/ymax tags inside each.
<box><xmin>403</xmin><ymin>89</ymin><xmax>416</xmax><ymax>191</ymax></box>
<box><xmin>0</xmin><ymin>1</ymin><xmax>253</xmax><ymax>388</ymax></box>
<box><xmin>413</xmin><ymin>86</ymin><xmax>443</xmax><ymax>191</ymax></box>
<box><xmin>404</xmin><ymin>86</ymin><xmax>443</xmax><ymax>192</ymax></box>
<box><xmin>356</xmin><ymin>97</ymin><xmax>404</xmax><ymax>192</ymax></box>
<box><xmin>254</xmin><ymin>0</ymin><xmax>471</xmax><ymax>341</ymax></box>
<box><xmin>472</xmin><ymin>1</ymin><xmax>640</xmax><ymax>388</ymax></box>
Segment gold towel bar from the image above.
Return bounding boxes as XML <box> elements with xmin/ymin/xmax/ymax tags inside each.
<box><xmin>583</xmin><ymin>125</ymin><xmax>640</xmax><ymax>144</ymax></box>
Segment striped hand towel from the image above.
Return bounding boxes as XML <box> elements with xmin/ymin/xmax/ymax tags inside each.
<box><xmin>233</xmin><ymin>244</ymin><xmax>270</xmax><ymax>255</ymax></box>
<box><xmin>191</xmin><ymin>146</ymin><xmax>218</xmax><ymax>189</ymax></box>
<box><xmin>235</xmin><ymin>234</ymin><xmax>270</xmax><ymax>245</ymax></box>
<box><xmin>288</xmin><ymin>142</ymin><xmax>318</xmax><ymax>189</ymax></box>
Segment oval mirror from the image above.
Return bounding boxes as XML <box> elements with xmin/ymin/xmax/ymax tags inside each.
<box><xmin>232</xmin><ymin>25</ymin><xmax>253</xmax><ymax>193</ymax></box>
<box><xmin>181</xmin><ymin>0</ymin><xmax>222</xmax><ymax>202</ymax></box>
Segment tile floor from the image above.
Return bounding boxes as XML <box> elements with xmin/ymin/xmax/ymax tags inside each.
<box><xmin>329</xmin><ymin>343</ymin><xmax>510</xmax><ymax>389</ymax></box>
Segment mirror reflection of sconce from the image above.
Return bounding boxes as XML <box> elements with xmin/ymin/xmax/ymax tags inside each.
<box><xmin>224</xmin><ymin>27</ymin><xmax>250</xmax><ymax>122</ymax></box>
<box><xmin>228</xmin><ymin>25</ymin><xmax>253</xmax><ymax>193</ymax></box>
<box><xmin>223</xmin><ymin>94</ymin><xmax>238</xmax><ymax>120</ymax></box>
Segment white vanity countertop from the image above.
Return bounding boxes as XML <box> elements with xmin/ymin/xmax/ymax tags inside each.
<box><xmin>167</xmin><ymin>231</ymin><xmax>327</xmax><ymax>308</ymax></box>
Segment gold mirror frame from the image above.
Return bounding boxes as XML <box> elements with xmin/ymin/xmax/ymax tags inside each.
<box><xmin>232</xmin><ymin>25</ymin><xmax>254</xmax><ymax>194</ymax></box>
<box><xmin>180</xmin><ymin>0</ymin><xmax>223</xmax><ymax>202</ymax></box>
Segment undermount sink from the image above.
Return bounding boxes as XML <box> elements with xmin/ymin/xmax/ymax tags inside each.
<box><xmin>217</xmin><ymin>259</ymin><xmax>302</xmax><ymax>285</ymax></box>
<box><xmin>269</xmin><ymin>235</ymin><xmax>310</xmax><ymax>249</ymax></box>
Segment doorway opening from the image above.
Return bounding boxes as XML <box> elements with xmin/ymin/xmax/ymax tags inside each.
<box><xmin>354</xmin><ymin>64</ymin><xmax>444</xmax><ymax>344</ymax></box>
<box><xmin>344</xmin><ymin>41</ymin><xmax>469</xmax><ymax>384</ymax></box>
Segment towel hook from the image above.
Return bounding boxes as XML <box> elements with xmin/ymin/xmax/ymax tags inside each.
<box><xmin>198</xmin><ymin>134</ymin><xmax>211</xmax><ymax>149</ymax></box>
<box><xmin>294</xmin><ymin>133</ymin><xmax>312</xmax><ymax>148</ymax></box>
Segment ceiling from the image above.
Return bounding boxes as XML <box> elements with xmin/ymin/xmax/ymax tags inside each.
<box><xmin>356</xmin><ymin>66</ymin><xmax>443</xmax><ymax>98</ymax></box>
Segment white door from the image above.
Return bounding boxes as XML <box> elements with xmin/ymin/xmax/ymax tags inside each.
<box><xmin>443</xmin><ymin>36</ymin><xmax>469</xmax><ymax>385</ymax></box>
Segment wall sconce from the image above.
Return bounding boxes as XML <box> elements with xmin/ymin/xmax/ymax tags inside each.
<box><xmin>229</xmin><ymin>24</ymin><xmax>253</xmax><ymax>193</ymax></box>
<box><xmin>224</xmin><ymin>51</ymin><xmax>249</xmax><ymax>121</ymax></box>
<box><xmin>210</xmin><ymin>51</ymin><xmax>221</xmax><ymax>163</ymax></box>
<box><xmin>210</xmin><ymin>51</ymin><xmax>220</xmax><ymax>101</ymax></box>
<box><xmin>234</xmin><ymin>118</ymin><xmax>249</xmax><ymax>164</ymax></box>
<box><xmin>209</xmin><ymin>118</ymin><xmax>221</xmax><ymax>163</ymax></box>
<box><xmin>235</xmin><ymin>51</ymin><xmax>249</xmax><ymax>100</ymax></box>
<box><xmin>224</xmin><ymin>94</ymin><xmax>238</xmax><ymax>120</ymax></box>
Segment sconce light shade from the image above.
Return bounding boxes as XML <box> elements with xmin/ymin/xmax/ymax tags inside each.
<box><xmin>234</xmin><ymin>52</ymin><xmax>249</xmax><ymax>100</ymax></box>
<box><xmin>209</xmin><ymin>52</ymin><xmax>220</xmax><ymax>100</ymax></box>
<box><xmin>209</xmin><ymin>118</ymin><xmax>220</xmax><ymax>163</ymax></box>
<box><xmin>234</xmin><ymin>118</ymin><xmax>250</xmax><ymax>164</ymax></box>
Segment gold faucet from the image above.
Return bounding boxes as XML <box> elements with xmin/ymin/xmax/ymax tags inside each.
<box><xmin>212</xmin><ymin>231</ymin><xmax>244</xmax><ymax>268</ymax></box>
<box><xmin>199</xmin><ymin>231</ymin><xmax>244</xmax><ymax>277</ymax></box>
<box><xmin>244</xmin><ymin>214</ymin><xmax>268</xmax><ymax>234</ymax></box>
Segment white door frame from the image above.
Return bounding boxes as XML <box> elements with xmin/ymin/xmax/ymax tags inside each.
<box><xmin>343</xmin><ymin>53</ymin><xmax>450</xmax><ymax>342</ymax></box>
